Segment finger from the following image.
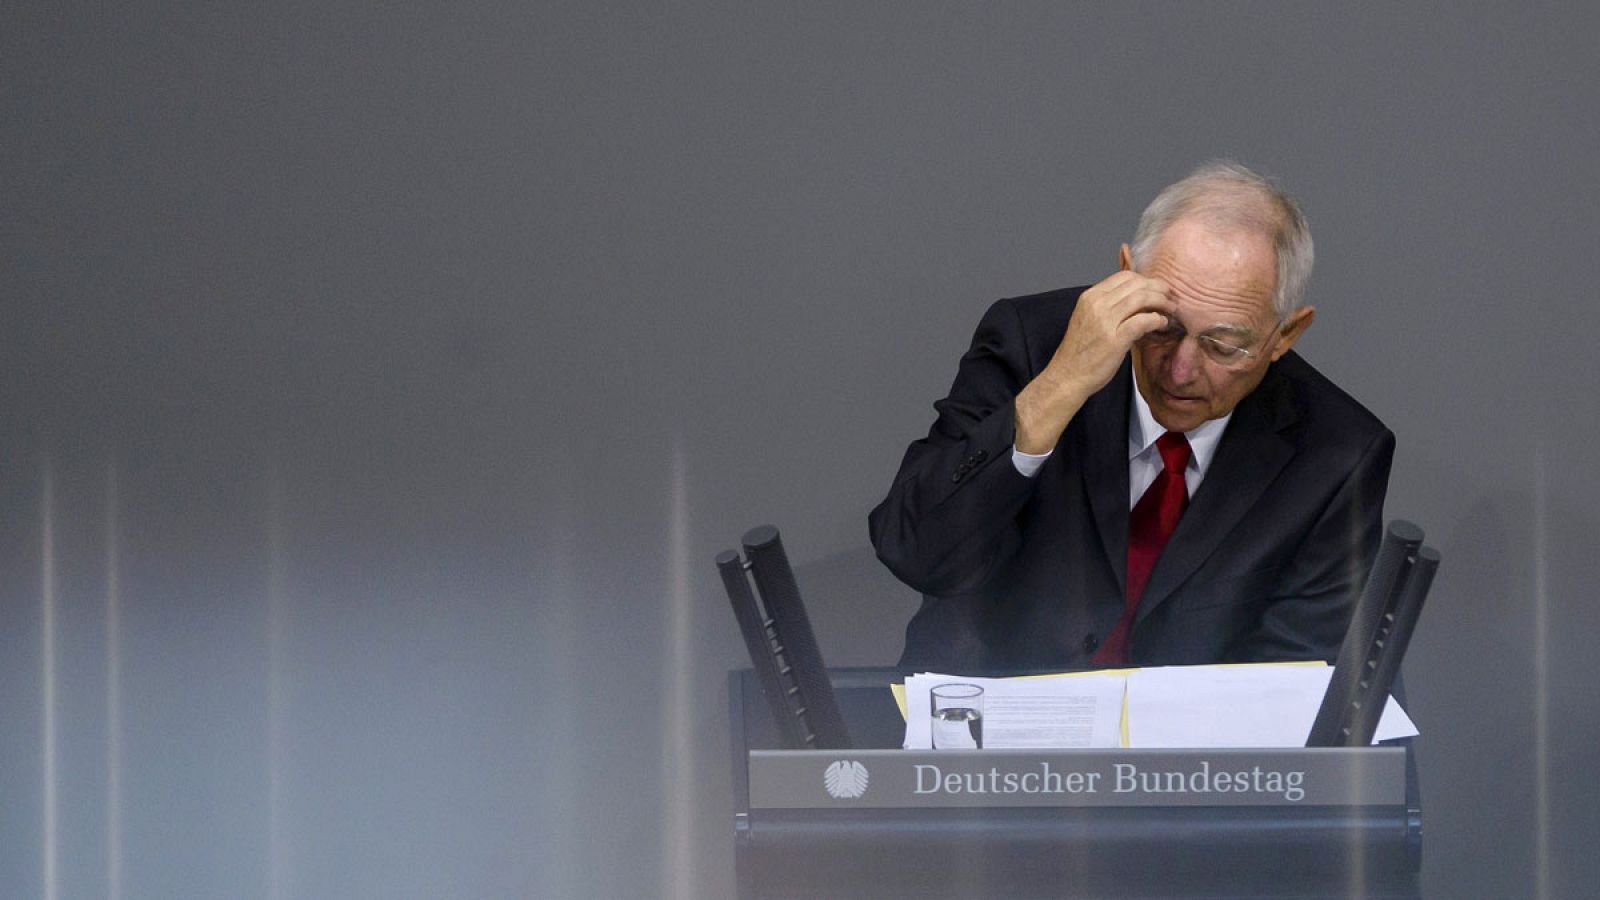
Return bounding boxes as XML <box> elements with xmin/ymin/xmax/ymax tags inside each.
<box><xmin>1109</xmin><ymin>281</ymin><xmax>1177</xmax><ymax>317</ymax></box>
<box><xmin>1116</xmin><ymin>310</ymin><xmax>1171</xmax><ymax>343</ymax></box>
<box><xmin>1082</xmin><ymin>270</ymin><xmax>1138</xmax><ymax>305</ymax></box>
<box><xmin>1085</xmin><ymin>270</ymin><xmax>1155</xmax><ymax>309</ymax></box>
<box><xmin>1094</xmin><ymin>269</ymin><xmax>1140</xmax><ymax>290</ymax></box>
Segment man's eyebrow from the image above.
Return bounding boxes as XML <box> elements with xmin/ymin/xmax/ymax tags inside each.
<box><xmin>1201</xmin><ymin>322</ymin><xmax>1257</xmax><ymax>339</ymax></box>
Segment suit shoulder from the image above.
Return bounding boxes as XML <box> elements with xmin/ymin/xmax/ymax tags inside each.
<box><xmin>973</xmin><ymin>286</ymin><xmax>1086</xmax><ymax>357</ymax></box>
<box><xmin>956</xmin><ymin>286</ymin><xmax>1087</xmax><ymax>375</ymax></box>
<box><xmin>996</xmin><ymin>285</ymin><xmax>1087</xmax><ymax>328</ymax></box>
<box><xmin>1272</xmin><ymin>351</ymin><xmax>1391</xmax><ymax>445</ymax></box>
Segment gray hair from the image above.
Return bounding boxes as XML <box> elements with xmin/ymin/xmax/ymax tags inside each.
<box><xmin>1128</xmin><ymin>160</ymin><xmax>1314</xmax><ymax>320</ymax></box>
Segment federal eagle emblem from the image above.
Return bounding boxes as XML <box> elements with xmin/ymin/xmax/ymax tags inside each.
<box><xmin>823</xmin><ymin>760</ymin><xmax>869</xmax><ymax>799</ymax></box>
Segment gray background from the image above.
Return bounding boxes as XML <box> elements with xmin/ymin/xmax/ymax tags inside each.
<box><xmin>3</xmin><ymin>3</ymin><xmax>1597</xmax><ymax>898</ymax></box>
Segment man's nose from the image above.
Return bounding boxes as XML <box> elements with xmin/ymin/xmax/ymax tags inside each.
<box><xmin>1167</xmin><ymin>336</ymin><xmax>1203</xmax><ymax>384</ymax></box>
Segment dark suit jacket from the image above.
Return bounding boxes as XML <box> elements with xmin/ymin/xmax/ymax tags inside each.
<box><xmin>868</xmin><ymin>286</ymin><xmax>1395</xmax><ymax>673</ymax></box>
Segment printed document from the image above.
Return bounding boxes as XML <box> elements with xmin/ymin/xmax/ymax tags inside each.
<box><xmin>899</xmin><ymin>663</ymin><xmax>1419</xmax><ymax>750</ymax></box>
<box><xmin>901</xmin><ymin>672</ymin><xmax>1126</xmax><ymax>749</ymax></box>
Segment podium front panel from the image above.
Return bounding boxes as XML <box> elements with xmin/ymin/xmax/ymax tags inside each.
<box><xmin>729</xmin><ymin>668</ymin><xmax>1421</xmax><ymax>899</ymax></box>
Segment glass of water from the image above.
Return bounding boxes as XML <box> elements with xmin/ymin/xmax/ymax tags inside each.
<box><xmin>930</xmin><ymin>683</ymin><xmax>984</xmax><ymax>749</ymax></box>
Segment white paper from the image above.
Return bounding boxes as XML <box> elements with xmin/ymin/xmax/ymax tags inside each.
<box><xmin>898</xmin><ymin>663</ymin><xmax>1419</xmax><ymax>751</ymax></box>
<box><xmin>902</xmin><ymin>673</ymin><xmax>1126</xmax><ymax>749</ymax></box>
<box><xmin>1125</xmin><ymin>663</ymin><xmax>1419</xmax><ymax>749</ymax></box>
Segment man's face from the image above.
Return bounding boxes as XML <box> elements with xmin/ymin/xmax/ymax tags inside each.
<box><xmin>1126</xmin><ymin>218</ymin><xmax>1313</xmax><ymax>433</ymax></box>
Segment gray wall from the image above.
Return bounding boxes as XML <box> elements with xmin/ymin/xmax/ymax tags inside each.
<box><xmin>4</xmin><ymin>3</ymin><xmax>1597</xmax><ymax>897</ymax></box>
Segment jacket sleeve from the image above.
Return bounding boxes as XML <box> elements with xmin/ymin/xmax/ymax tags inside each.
<box><xmin>1233</xmin><ymin>426</ymin><xmax>1397</xmax><ymax>662</ymax></box>
<box><xmin>868</xmin><ymin>296</ymin><xmax>1049</xmax><ymax>596</ymax></box>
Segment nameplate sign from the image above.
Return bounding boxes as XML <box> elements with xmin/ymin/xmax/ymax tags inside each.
<box><xmin>749</xmin><ymin>748</ymin><xmax>1405</xmax><ymax>809</ymax></box>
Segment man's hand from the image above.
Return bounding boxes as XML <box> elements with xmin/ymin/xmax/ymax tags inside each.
<box><xmin>1013</xmin><ymin>271</ymin><xmax>1175</xmax><ymax>453</ymax></box>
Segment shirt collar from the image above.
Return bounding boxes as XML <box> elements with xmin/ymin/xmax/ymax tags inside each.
<box><xmin>1129</xmin><ymin>381</ymin><xmax>1231</xmax><ymax>474</ymax></box>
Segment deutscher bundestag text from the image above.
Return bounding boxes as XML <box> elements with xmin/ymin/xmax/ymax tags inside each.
<box><xmin>913</xmin><ymin>762</ymin><xmax>1306</xmax><ymax>802</ymax></box>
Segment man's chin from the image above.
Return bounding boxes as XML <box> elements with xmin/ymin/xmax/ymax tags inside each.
<box><xmin>1151</xmin><ymin>397</ymin><xmax>1209</xmax><ymax>433</ymax></box>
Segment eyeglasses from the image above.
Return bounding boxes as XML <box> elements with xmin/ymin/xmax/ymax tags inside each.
<box><xmin>1137</xmin><ymin>315</ymin><xmax>1273</xmax><ymax>369</ymax></box>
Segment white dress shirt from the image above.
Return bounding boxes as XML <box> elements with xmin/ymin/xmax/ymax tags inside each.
<box><xmin>1010</xmin><ymin>385</ymin><xmax>1232</xmax><ymax>508</ymax></box>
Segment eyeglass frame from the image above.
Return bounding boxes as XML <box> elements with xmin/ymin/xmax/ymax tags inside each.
<box><xmin>1135</xmin><ymin>312</ymin><xmax>1289</xmax><ymax>369</ymax></box>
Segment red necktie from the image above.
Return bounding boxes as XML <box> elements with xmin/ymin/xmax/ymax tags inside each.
<box><xmin>1091</xmin><ymin>431</ymin><xmax>1191</xmax><ymax>666</ymax></box>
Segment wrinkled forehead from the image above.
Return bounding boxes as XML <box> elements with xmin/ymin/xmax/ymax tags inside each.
<box><xmin>1144</xmin><ymin>219</ymin><xmax>1278</xmax><ymax>326</ymax></box>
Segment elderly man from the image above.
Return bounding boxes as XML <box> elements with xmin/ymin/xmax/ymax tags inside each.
<box><xmin>869</xmin><ymin>161</ymin><xmax>1393</xmax><ymax>672</ymax></box>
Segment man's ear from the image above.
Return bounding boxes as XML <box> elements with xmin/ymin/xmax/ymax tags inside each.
<box><xmin>1119</xmin><ymin>243</ymin><xmax>1132</xmax><ymax>271</ymax></box>
<box><xmin>1269</xmin><ymin>306</ymin><xmax>1316</xmax><ymax>361</ymax></box>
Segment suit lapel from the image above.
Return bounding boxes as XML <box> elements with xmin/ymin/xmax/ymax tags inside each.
<box><xmin>1134</xmin><ymin>366</ymin><xmax>1301</xmax><ymax>623</ymax></box>
<box><xmin>1080</xmin><ymin>361</ymin><xmax>1133</xmax><ymax>593</ymax></box>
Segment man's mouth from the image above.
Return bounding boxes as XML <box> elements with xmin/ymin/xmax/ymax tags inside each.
<box><xmin>1162</xmin><ymin>388</ymin><xmax>1202</xmax><ymax>404</ymax></box>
